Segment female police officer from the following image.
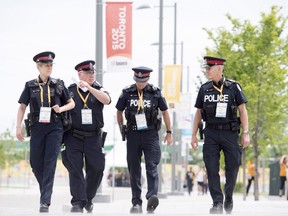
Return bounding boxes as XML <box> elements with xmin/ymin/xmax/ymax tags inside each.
<box><xmin>191</xmin><ymin>56</ymin><xmax>250</xmax><ymax>214</ymax></box>
<box><xmin>61</xmin><ymin>60</ymin><xmax>111</xmax><ymax>213</ymax></box>
<box><xmin>116</xmin><ymin>66</ymin><xmax>173</xmax><ymax>214</ymax></box>
<box><xmin>16</xmin><ymin>51</ymin><xmax>75</xmax><ymax>212</ymax></box>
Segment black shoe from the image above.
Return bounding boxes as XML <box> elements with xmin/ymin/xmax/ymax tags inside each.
<box><xmin>209</xmin><ymin>202</ymin><xmax>223</xmax><ymax>214</ymax></box>
<box><xmin>224</xmin><ymin>197</ymin><xmax>233</xmax><ymax>214</ymax></box>
<box><xmin>39</xmin><ymin>203</ymin><xmax>49</xmax><ymax>213</ymax></box>
<box><xmin>147</xmin><ymin>195</ymin><xmax>159</xmax><ymax>213</ymax></box>
<box><xmin>71</xmin><ymin>204</ymin><xmax>83</xmax><ymax>213</ymax></box>
<box><xmin>130</xmin><ymin>204</ymin><xmax>142</xmax><ymax>213</ymax></box>
<box><xmin>85</xmin><ymin>202</ymin><xmax>94</xmax><ymax>213</ymax></box>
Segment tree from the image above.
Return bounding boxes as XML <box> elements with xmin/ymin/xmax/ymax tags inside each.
<box><xmin>203</xmin><ymin>6</ymin><xmax>288</xmax><ymax>200</ymax></box>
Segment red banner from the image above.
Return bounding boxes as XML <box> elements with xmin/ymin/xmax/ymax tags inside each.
<box><xmin>106</xmin><ymin>1</ymin><xmax>132</xmax><ymax>72</ymax></box>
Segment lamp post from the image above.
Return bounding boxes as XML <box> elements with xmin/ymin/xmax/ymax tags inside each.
<box><xmin>96</xmin><ymin>0</ymin><xmax>103</xmax><ymax>85</ymax></box>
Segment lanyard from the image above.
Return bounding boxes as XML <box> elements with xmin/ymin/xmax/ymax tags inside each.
<box><xmin>137</xmin><ymin>90</ymin><xmax>144</xmax><ymax>112</ymax></box>
<box><xmin>38</xmin><ymin>79</ymin><xmax>51</xmax><ymax>107</ymax></box>
<box><xmin>212</xmin><ymin>78</ymin><xmax>225</xmax><ymax>100</ymax></box>
<box><xmin>77</xmin><ymin>86</ymin><xmax>91</xmax><ymax>108</ymax></box>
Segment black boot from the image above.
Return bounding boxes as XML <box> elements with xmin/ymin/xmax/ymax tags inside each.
<box><xmin>209</xmin><ymin>202</ymin><xmax>223</xmax><ymax>214</ymax></box>
<box><xmin>224</xmin><ymin>197</ymin><xmax>233</xmax><ymax>214</ymax></box>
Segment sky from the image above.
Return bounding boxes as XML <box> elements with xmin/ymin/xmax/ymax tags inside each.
<box><xmin>0</xmin><ymin>0</ymin><xmax>287</xmax><ymax>142</ymax></box>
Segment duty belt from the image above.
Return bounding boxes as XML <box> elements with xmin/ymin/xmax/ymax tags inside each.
<box><xmin>206</xmin><ymin>123</ymin><xmax>231</xmax><ymax>130</ymax></box>
<box><xmin>127</xmin><ymin>124</ymin><xmax>156</xmax><ymax>131</ymax></box>
<box><xmin>71</xmin><ymin>129</ymin><xmax>101</xmax><ymax>138</ymax></box>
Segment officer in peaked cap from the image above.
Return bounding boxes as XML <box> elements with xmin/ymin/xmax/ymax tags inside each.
<box><xmin>16</xmin><ymin>51</ymin><xmax>75</xmax><ymax>213</ymax></box>
<box><xmin>33</xmin><ymin>51</ymin><xmax>55</xmax><ymax>64</ymax></box>
<box><xmin>132</xmin><ymin>66</ymin><xmax>153</xmax><ymax>82</ymax></box>
<box><xmin>61</xmin><ymin>59</ymin><xmax>111</xmax><ymax>213</ymax></box>
<box><xmin>75</xmin><ymin>60</ymin><xmax>95</xmax><ymax>72</ymax></box>
<box><xmin>191</xmin><ymin>56</ymin><xmax>250</xmax><ymax>214</ymax></box>
<box><xmin>115</xmin><ymin>66</ymin><xmax>173</xmax><ymax>214</ymax></box>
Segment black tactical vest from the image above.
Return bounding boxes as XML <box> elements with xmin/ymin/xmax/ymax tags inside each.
<box><xmin>124</xmin><ymin>84</ymin><xmax>160</xmax><ymax>128</ymax></box>
<box><xmin>201</xmin><ymin>79</ymin><xmax>238</xmax><ymax>124</ymax></box>
<box><xmin>68</xmin><ymin>82</ymin><xmax>104</xmax><ymax>131</ymax></box>
<box><xmin>27</xmin><ymin>78</ymin><xmax>63</xmax><ymax>115</ymax></box>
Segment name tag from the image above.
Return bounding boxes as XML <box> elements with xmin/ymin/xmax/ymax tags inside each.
<box><xmin>39</xmin><ymin>107</ymin><xmax>51</xmax><ymax>123</ymax></box>
<box><xmin>215</xmin><ymin>102</ymin><xmax>227</xmax><ymax>118</ymax></box>
<box><xmin>81</xmin><ymin>109</ymin><xmax>92</xmax><ymax>124</ymax></box>
<box><xmin>135</xmin><ymin>113</ymin><xmax>148</xmax><ymax>130</ymax></box>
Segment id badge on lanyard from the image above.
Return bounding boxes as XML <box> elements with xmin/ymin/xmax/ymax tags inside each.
<box><xmin>39</xmin><ymin>107</ymin><xmax>52</xmax><ymax>123</ymax></box>
<box><xmin>215</xmin><ymin>102</ymin><xmax>227</xmax><ymax>118</ymax></box>
<box><xmin>135</xmin><ymin>113</ymin><xmax>148</xmax><ymax>130</ymax></box>
<box><xmin>81</xmin><ymin>109</ymin><xmax>92</xmax><ymax>124</ymax></box>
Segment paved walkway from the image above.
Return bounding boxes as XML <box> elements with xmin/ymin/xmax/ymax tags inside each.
<box><xmin>0</xmin><ymin>185</ymin><xmax>287</xmax><ymax>216</ymax></box>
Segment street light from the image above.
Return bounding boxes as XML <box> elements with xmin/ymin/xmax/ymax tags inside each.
<box><xmin>136</xmin><ymin>1</ymin><xmax>177</xmax><ymax>87</ymax></box>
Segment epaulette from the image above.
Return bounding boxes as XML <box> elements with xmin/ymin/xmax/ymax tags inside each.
<box><xmin>147</xmin><ymin>83</ymin><xmax>159</xmax><ymax>93</ymax></box>
<box><xmin>68</xmin><ymin>83</ymin><xmax>77</xmax><ymax>88</ymax></box>
<box><xmin>124</xmin><ymin>84</ymin><xmax>136</xmax><ymax>92</ymax></box>
<box><xmin>202</xmin><ymin>81</ymin><xmax>213</xmax><ymax>91</ymax></box>
<box><xmin>224</xmin><ymin>78</ymin><xmax>236</xmax><ymax>88</ymax></box>
<box><xmin>92</xmin><ymin>81</ymin><xmax>102</xmax><ymax>88</ymax></box>
<box><xmin>27</xmin><ymin>79</ymin><xmax>38</xmax><ymax>87</ymax></box>
<box><xmin>50</xmin><ymin>78</ymin><xmax>58</xmax><ymax>84</ymax></box>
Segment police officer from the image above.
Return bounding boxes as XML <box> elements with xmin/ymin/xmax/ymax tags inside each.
<box><xmin>61</xmin><ymin>60</ymin><xmax>111</xmax><ymax>213</ymax></box>
<box><xmin>191</xmin><ymin>56</ymin><xmax>250</xmax><ymax>214</ymax></box>
<box><xmin>115</xmin><ymin>66</ymin><xmax>173</xmax><ymax>214</ymax></box>
<box><xmin>16</xmin><ymin>51</ymin><xmax>75</xmax><ymax>213</ymax></box>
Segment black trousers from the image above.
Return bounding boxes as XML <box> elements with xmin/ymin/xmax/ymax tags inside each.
<box><xmin>30</xmin><ymin>120</ymin><xmax>63</xmax><ymax>205</ymax></box>
<box><xmin>203</xmin><ymin>128</ymin><xmax>242</xmax><ymax>204</ymax></box>
<box><xmin>62</xmin><ymin>132</ymin><xmax>105</xmax><ymax>207</ymax></box>
<box><xmin>126</xmin><ymin>129</ymin><xmax>161</xmax><ymax>206</ymax></box>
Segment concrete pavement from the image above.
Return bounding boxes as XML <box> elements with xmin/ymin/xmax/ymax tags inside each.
<box><xmin>0</xmin><ymin>184</ymin><xmax>287</xmax><ymax>216</ymax></box>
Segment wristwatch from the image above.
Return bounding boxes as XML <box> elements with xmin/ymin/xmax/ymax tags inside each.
<box><xmin>166</xmin><ymin>130</ymin><xmax>172</xmax><ymax>134</ymax></box>
<box><xmin>243</xmin><ymin>130</ymin><xmax>249</xmax><ymax>134</ymax></box>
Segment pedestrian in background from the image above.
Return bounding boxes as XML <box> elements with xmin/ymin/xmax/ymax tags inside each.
<box><xmin>185</xmin><ymin>167</ymin><xmax>196</xmax><ymax>195</ymax></box>
<box><xmin>16</xmin><ymin>51</ymin><xmax>75</xmax><ymax>213</ymax></box>
<box><xmin>61</xmin><ymin>60</ymin><xmax>111</xmax><ymax>213</ymax></box>
<box><xmin>115</xmin><ymin>66</ymin><xmax>173</xmax><ymax>214</ymax></box>
<box><xmin>279</xmin><ymin>155</ymin><xmax>287</xmax><ymax>197</ymax></box>
<box><xmin>190</xmin><ymin>56</ymin><xmax>250</xmax><ymax>214</ymax></box>
<box><xmin>246</xmin><ymin>161</ymin><xmax>255</xmax><ymax>196</ymax></box>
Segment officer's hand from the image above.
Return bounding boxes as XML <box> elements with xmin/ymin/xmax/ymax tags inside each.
<box><xmin>79</xmin><ymin>80</ymin><xmax>89</xmax><ymax>89</ymax></box>
<box><xmin>16</xmin><ymin>127</ymin><xmax>24</xmax><ymax>142</ymax></box>
<box><xmin>52</xmin><ymin>105</ymin><xmax>61</xmax><ymax>113</ymax></box>
<box><xmin>241</xmin><ymin>133</ymin><xmax>250</xmax><ymax>149</ymax></box>
<box><xmin>191</xmin><ymin>135</ymin><xmax>198</xmax><ymax>150</ymax></box>
<box><xmin>164</xmin><ymin>133</ymin><xmax>173</xmax><ymax>145</ymax></box>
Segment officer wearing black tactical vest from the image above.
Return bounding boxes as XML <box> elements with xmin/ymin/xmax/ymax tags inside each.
<box><xmin>191</xmin><ymin>56</ymin><xmax>250</xmax><ymax>214</ymax></box>
<box><xmin>61</xmin><ymin>60</ymin><xmax>111</xmax><ymax>213</ymax></box>
<box><xmin>16</xmin><ymin>51</ymin><xmax>75</xmax><ymax>213</ymax></box>
<box><xmin>116</xmin><ymin>66</ymin><xmax>173</xmax><ymax>214</ymax></box>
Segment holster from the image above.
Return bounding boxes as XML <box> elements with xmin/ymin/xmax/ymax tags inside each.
<box><xmin>198</xmin><ymin>121</ymin><xmax>204</xmax><ymax>140</ymax></box>
<box><xmin>24</xmin><ymin>113</ymin><xmax>32</xmax><ymax>137</ymax></box>
<box><xmin>121</xmin><ymin>125</ymin><xmax>127</xmax><ymax>141</ymax></box>
<box><xmin>101</xmin><ymin>130</ymin><xmax>107</xmax><ymax>147</ymax></box>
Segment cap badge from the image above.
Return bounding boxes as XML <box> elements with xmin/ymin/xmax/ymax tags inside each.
<box><xmin>138</xmin><ymin>72</ymin><xmax>142</xmax><ymax>77</ymax></box>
